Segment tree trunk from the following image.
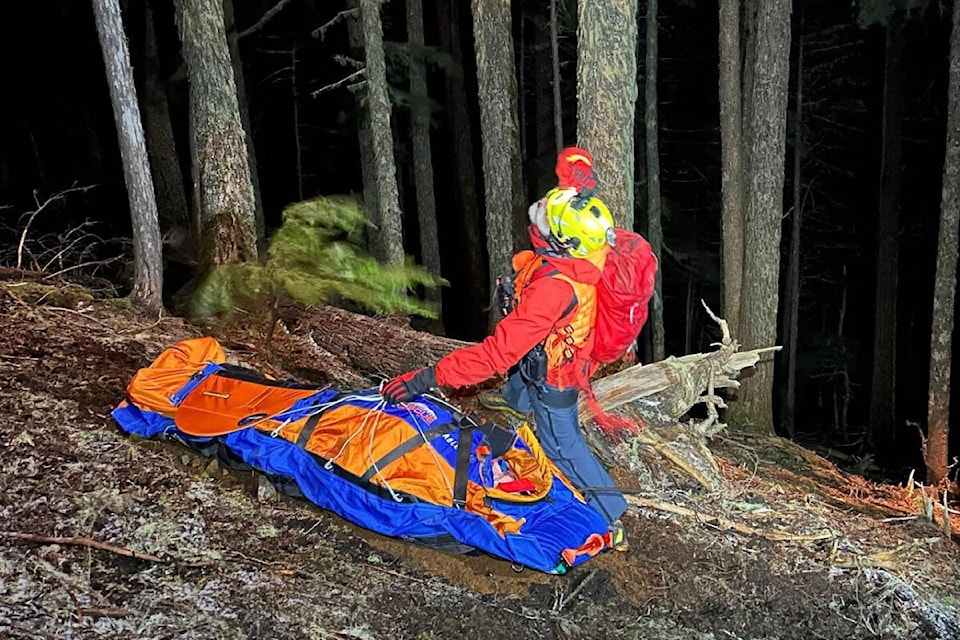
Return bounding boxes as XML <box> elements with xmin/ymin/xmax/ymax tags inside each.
<box><xmin>471</xmin><ymin>0</ymin><xmax>523</xmax><ymax>331</ymax></box>
<box><xmin>576</xmin><ymin>0</ymin><xmax>639</xmax><ymax>229</ymax></box>
<box><xmin>141</xmin><ymin>1</ymin><xmax>190</xmax><ymax>236</ymax></box>
<box><xmin>92</xmin><ymin>0</ymin><xmax>164</xmax><ymax>313</ymax></box>
<box><xmin>533</xmin><ymin>10</ymin><xmax>554</xmax><ymax>162</ymax></box>
<box><xmin>174</xmin><ymin>0</ymin><xmax>258</xmax><ymax>268</ymax></box>
<box><xmin>437</xmin><ymin>0</ymin><xmax>487</xmax><ymax>339</ymax></box>
<box><xmin>726</xmin><ymin>0</ymin><xmax>791</xmax><ymax>433</ymax></box>
<box><xmin>292</xmin><ymin>43</ymin><xmax>303</xmax><ymax>201</ymax></box>
<box><xmin>550</xmin><ymin>0</ymin><xmax>564</xmax><ymax>154</ymax></box>
<box><xmin>870</xmin><ymin>11</ymin><xmax>906</xmax><ymax>463</ymax></box>
<box><xmin>925</xmin><ymin>0</ymin><xmax>960</xmax><ymax>486</ymax></box>
<box><xmin>223</xmin><ymin>0</ymin><xmax>266</xmax><ymax>251</ymax></box>
<box><xmin>782</xmin><ymin>7</ymin><xmax>803</xmax><ymax>440</ymax></box>
<box><xmin>359</xmin><ymin>0</ymin><xmax>405</xmax><ymax>266</ymax></box>
<box><xmin>406</xmin><ymin>0</ymin><xmax>442</xmax><ymax>320</ymax></box>
<box><xmin>718</xmin><ymin>0</ymin><xmax>745</xmax><ymax>339</ymax></box>
<box><xmin>345</xmin><ymin>1</ymin><xmax>379</xmax><ymax>231</ymax></box>
<box><xmin>837</xmin><ymin>267</ymin><xmax>851</xmax><ymax>436</ymax></box>
<box><xmin>511</xmin><ymin>16</ymin><xmax>529</xmax><ymax>258</ymax></box>
<box><xmin>645</xmin><ymin>0</ymin><xmax>664</xmax><ymax>361</ymax></box>
<box><xmin>518</xmin><ymin>7</ymin><xmax>528</xmax><ymax>171</ymax></box>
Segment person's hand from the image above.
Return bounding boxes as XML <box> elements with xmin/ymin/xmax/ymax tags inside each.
<box><xmin>381</xmin><ymin>367</ymin><xmax>437</xmax><ymax>404</ymax></box>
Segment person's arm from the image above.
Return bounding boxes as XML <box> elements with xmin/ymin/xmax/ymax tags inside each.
<box><xmin>434</xmin><ymin>276</ymin><xmax>576</xmax><ymax>388</ymax></box>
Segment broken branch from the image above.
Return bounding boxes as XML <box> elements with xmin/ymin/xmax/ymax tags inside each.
<box><xmin>237</xmin><ymin>0</ymin><xmax>296</xmax><ymax>40</ymax></box>
<box><xmin>312</xmin><ymin>8</ymin><xmax>358</xmax><ymax>40</ymax></box>
<box><xmin>78</xmin><ymin>607</ymin><xmax>131</xmax><ymax>619</ymax></box>
<box><xmin>312</xmin><ymin>69</ymin><xmax>365</xmax><ymax>98</ymax></box>
<box><xmin>625</xmin><ymin>496</ymin><xmax>834</xmax><ymax>543</ymax></box>
<box><xmin>1</xmin><ymin>531</ymin><xmax>163</xmax><ymax>563</ymax></box>
<box><xmin>17</xmin><ymin>185</ymin><xmax>98</xmax><ymax>270</ymax></box>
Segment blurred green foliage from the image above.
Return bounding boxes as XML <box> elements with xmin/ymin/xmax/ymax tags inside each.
<box><xmin>191</xmin><ymin>195</ymin><xmax>446</xmax><ymax>321</ymax></box>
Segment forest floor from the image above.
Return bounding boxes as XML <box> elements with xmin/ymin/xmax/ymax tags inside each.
<box><xmin>2</xmin><ymin>277</ymin><xmax>960</xmax><ymax>640</ymax></box>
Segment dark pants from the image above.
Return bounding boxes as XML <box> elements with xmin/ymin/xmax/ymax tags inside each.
<box><xmin>502</xmin><ymin>371</ymin><xmax>626</xmax><ymax>525</ymax></box>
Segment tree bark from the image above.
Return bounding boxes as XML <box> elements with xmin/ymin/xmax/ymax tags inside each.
<box><xmin>576</xmin><ymin>0</ymin><xmax>639</xmax><ymax>229</ymax></box>
<box><xmin>92</xmin><ymin>0</ymin><xmax>164</xmax><ymax>313</ymax></box>
<box><xmin>518</xmin><ymin>7</ymin><xmax>528</xmax><ymax>172</ymax></box>
<box><xmin>645</xmin><ymin>0</ymin><xmax>664</xmax><ymax>361</ymax></box>
<box><xmin>437</xmin><ymin>0</ymin><xmax>487</xmax><ymax>339</ymax></box>
<box><xmin>223</xmin><ymin>0</ymin><xmax>266</xmax><ymax>251</ymax></box>
<box><xmin>870</xmin><ymin>11</ymin><xmax>906</xmax><ymax>463</ymax></box>
<box><xmin>470</xmin><ymin>0</ymin><xmax>523</xmax><ymax>331</ymax></box>
<box><xmin>344</xmin><ymin>1</ymin><xmax>379</xmax><ymax>233</ymax></box>
<box><xmin>141</xmin><ymin>1</ymin><xmax>190</xmax><ymax>235</ymax></box>
<box><xmin>718</xmin><ymin>0</ymin><xmax>745</xmax><ymax>338</ymax></box>
<box><xmin>174</xmin><ymin>0</ymin><xmax>258</xmax><ymax>268</ymax></box>
<box><xmin>292</xmin><ymin>43</ymin><xmax>303</xmax><ymax>201</ymax></box>
<box><xmin>550</xmin><ymin>0</ymin><xmax>564</xmax><ymax>154</ymax></box>
<box><xmin>284</xmin><ymin>303</ymin><xmax>474</xmax><ymax>379</ymax></box>
<box><xmin>726</xmin><ymin>0</ymin><xmax>792</xmax><ymax>433</ymax></box>
<box><xmin>782</xmin><ymin>7</ymin><xmax>803</xmax><ymax>440</ymax></box>
<box><xmin>533</xmin><ymin>10</ymin><xmax>553</xmax><ymax>163</ymax></box>
<box><xmin>407</xmin><ymin>0</ymin><xmax>442</xmax><ymax>318</ymax></box>
<box><xmin>925</xmin><ymin>0</ymin><xmax>960</xmax><ymax>486</ymax></box>
<box><xmin>359</xmin><ymin>0</ymin><xmax>405</xmax><ymax>266</ymax></box>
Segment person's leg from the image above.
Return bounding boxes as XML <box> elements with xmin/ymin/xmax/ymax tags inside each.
<box><xmin>500</xmin><ymin>369</ymin><xmax>532</xmax><ymax>413</ymax></box>
<box><xmin>530</xmin><ymin>388</ymin><xmax>627</xmax><ymax>526</ymax></box>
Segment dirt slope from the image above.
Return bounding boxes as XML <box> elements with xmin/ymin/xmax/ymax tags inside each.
<box><xmin>1</xmin><ymin>283</ymin><xmax>959</xmax><ymax>640</ymax></box>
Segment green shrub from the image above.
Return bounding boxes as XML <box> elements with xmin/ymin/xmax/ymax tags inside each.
<box><xmin>191</xmin><ymin>195</ymin><xmax>446</xmax><ymax>325</ymax></box>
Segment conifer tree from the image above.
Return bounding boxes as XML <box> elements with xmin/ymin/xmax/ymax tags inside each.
<box><xmin>576</xmin><ymin>0</ymin><xmax>639</xmax><ymax>229</ymax></box>
<box><xmin>173</xmin><ymin>0</ymin><xmax>258</xmax><ymax>268</ymax></box>
<box><xmin>92</xmin><ymin>0</ymin><xmax>164</xmax><ymax>312</ymax></box>
<box><xmin>925</xmin><ymin>0</ymin><xmax>960</xmax><ymax>485</ymax></box>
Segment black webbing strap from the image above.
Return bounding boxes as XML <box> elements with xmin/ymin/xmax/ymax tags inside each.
<box><xmin>295</xmin><ymin>413</ymin><xmax>323</xmax><ymax>449</ymax></box>
<box><xmin>559</xmin><ymin>292</ymin><xmax>578</xmax><ymax>319</ymax></box>
<box><xmin>452</xmin><ymin>424</ymin><xmax>474</xmax><ymax>508</ymax></box>
<box><xmin>360</xmin><ymin>419</ymin><xmax>464</xmax><ymax>482</ymax></box>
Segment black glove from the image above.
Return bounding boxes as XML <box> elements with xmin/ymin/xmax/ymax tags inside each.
<box><xmin>382</xmin><ymin>367</ymin><xmax>437</xmax><ymax>404</ymax></box>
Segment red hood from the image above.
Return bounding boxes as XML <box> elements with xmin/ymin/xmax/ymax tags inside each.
<box><xmin>528</xmin><ymin>225</ymin><xmax>605</xmax><ymax>285</ymax></box>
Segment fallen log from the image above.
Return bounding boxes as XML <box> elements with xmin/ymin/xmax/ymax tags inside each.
<box><xmin>281</xmin><ymin>301</ymin><xmax>779</xmax><ymax>493</ymax></box>
<box><xmin>280</xmin><ymin>303</ymin><xmax>471</xmax><ymax>380</ymax></box>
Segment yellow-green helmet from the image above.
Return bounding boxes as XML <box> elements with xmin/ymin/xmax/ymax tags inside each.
<box><xmin>544</xmin><ymin>188</ymin><xmax>616</xmax><ymax>257</ymax></box>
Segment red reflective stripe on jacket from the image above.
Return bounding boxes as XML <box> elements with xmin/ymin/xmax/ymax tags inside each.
<box><xmin>434</xmin><ymin>276</ymin><xmax>576</xmax><ymax>389</ymax></box>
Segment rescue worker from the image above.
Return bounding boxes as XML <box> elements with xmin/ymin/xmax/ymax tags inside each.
<box><xmin>381</xmin><ymin>177</ymin><xmax>629</xmax><ymax>550</ymax></box>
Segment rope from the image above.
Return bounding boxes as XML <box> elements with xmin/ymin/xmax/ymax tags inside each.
<box><xmin>397</xmin><ymin>400</ymin><xmax>456</xmax><ymax>501</ymax></box>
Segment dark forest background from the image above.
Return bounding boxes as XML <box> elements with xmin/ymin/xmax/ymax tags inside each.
<box><xmin>0</xmin><ymin>0</ymin><xmax>956</xmax><ymax>481</ymax></box>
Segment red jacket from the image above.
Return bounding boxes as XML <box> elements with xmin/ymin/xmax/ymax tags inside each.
<box><xmin>434</xmin><ymin>227</ymin><xmax>605</xmax><ymax>390</ymax></box>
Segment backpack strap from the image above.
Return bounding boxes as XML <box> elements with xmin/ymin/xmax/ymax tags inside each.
<box><xmin>522</xmin><ymin>259</ymin><xmax>578</xmax><ymax>312</ymax></box>
<box><xmin>532</xmin><ymin>259</ymin><xmax>579</xmax><ymax>320</ymax></box>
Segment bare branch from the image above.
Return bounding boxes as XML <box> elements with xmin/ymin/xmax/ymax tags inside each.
<box><xmin>625</xmin><ymin>496</ymin><xmax>834</xmax><ymax>542</ymax></box>
<box><xmin>311</xmin><ymin>68</ymin><xmax>365</xmax><ymax>98</ymax></box>
<box><xmin>312</xmin><ymin>8</ymin><xmax>358</xmax><ymax>40</ymax></box>
<box><xmin>41</xmin><ymin>255</ymin><xmax>123</xmax><ymax>281</ymax></box>
<box><xmin>333</xmin><ymin>54</ymin><xmax>364</xmax><ymax>70</ymax></box>
<box><xmin>237</xmin><ymin>0</ymin><xmax>298</xmax><ymax>40</ymax></box>
<box><xmin>17</xmin><ymin>185</ymin><xmax>98</xmax><ymax>270</ymax></box>
<box><xmin>1</xmin><ymin>531</ymin><xmax>164</xmax><ymax>563</ymax></box>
